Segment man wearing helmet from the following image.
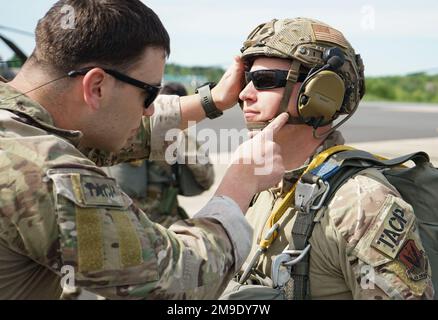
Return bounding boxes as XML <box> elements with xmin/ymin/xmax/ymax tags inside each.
<box><xmin>220</xmin><ymin>18</ymin><xmax>434</xmax><ymax>300</ymax></box>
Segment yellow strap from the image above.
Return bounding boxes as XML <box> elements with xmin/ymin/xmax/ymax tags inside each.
<box><xmin>259</xmin><ymin>145</ymin><xmax>355</xmax><ymax>250</ymax></box>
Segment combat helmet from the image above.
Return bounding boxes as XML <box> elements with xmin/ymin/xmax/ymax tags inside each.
<box><xmin>240</xmin><ymin>17</ymin><xmax>365</xmax><ymax>134</ymax></box>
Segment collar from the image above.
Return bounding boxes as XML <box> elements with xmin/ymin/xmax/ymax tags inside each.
<box><xmin>278</xmin><ymin>130</ymin><xmax>346</xmax><ymax>195</ymax></box>
<box><xmin>0</xmin><ymin>81</ymin><xmax>83</xmax><ymax>146</ymax></box>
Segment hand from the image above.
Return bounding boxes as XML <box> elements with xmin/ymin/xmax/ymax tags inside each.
<box><xmin>215</xmin><ymin>113</ymin><xmax>289</xmax><ymax>212</ymax></box>
<box><xmin>232</xmin><ymin>112</ymin><xmax>288</xmax><ymax>191</ymax></box>
<box><xmin>211</xmin><ymin>56</ymin><xmax>244</xmax><ymax>111</ymax></box>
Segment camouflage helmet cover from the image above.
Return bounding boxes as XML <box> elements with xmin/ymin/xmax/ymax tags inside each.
<box><xmin>240</xmin><ymin>17</ymin><xmax>365</xmax><ymax>115</ymax></box>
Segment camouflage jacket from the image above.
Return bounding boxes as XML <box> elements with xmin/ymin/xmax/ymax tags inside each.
<box><xmin>223</xmin><ymin>132</ymin><xmax>434</xmax><ymax>300</ymax></box>
<box><xmin>103</xmin><ymin>143</ymin><xmax>215</xmax><ymax>228</ymax></box>
<box><xmin>0</xmin><ymin>81</ymin><xmax>252</xmax><ymax>299</ymax></box>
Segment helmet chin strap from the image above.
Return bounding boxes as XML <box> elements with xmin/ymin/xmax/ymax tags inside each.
<box><xmin>246</xmin><ymin>121</ymin><xmax>270</xmax><ymax>131</ymax></box>
<box><xmin>246</xmin><ymin>60</ymin><xmax>305</xmax><ymax>131</ymax></box>
<box><xmin>245</xmin><ymin>116</ymin><xmax>304</xmax><ymax>131</ymax></box>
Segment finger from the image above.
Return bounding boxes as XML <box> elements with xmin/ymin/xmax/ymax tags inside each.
<box><xmin>260</xmin><ymin>112</ymin><xmax>289</xmax><ymax>137</ymax></box>
<box><xmin>222</xmin><ymin>56</ymin><xmax>243</xmax><ymax>79</ymax></box>
<box><xmin>234</xmin><ymin>55</ymin><xmax>244</xmax><ymax>68</ymax></box>
<box><xmin>233</xmin><ymin>56</ymin><xmax>245</xmax><ymax>79</ymax></box>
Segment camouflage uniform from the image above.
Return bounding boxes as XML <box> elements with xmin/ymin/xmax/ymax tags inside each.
<box><xmin>103</xmin><ymin>133</ymin><xmax>215</xmax><ymax>229</ymax></box>
<box><xmin>222</xmin><ymin>131</ymin><xmax>434</xmax><ymax>300</ymax></box>
<box><xmin>0</xmin><ymin>81</ymin><xmax>252</xmax><ymax>299</ymax></box>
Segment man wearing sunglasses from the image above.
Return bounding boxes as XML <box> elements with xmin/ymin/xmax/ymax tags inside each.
<box><xmin>220</xmin><ymin>18</ymin><xmax>434</xmax><ymax>300</ymax></box>
<box><xmin>0</xmin><ymin>0</ymin><xmax>287</xmax><ymax>299</ymax></box>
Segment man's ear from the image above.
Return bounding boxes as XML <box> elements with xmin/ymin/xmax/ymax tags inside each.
<box><xmin>82</xmin><ymin>68</ymin><xmax>107</xmax><ymax>111</ymax></box>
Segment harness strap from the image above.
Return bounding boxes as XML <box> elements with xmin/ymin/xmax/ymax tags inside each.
<box><xmin>288</xmin><ymin>209</ymin><xmax>314</xmax><ymax>299</ymax></box>
<box><xmin>259</xmin><ymin>145</ymin><xmax>354</xmax><ymax>250</ymax></box>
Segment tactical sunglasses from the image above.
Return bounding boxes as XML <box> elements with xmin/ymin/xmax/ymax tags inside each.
<box><xmin>244</xmin><ymin>69</ymin><xmax>308</xmax><ymax>90</ymax></box>
<box><xmin>68</xmin><ymin>67</ymin><xmax>162</xmax><ymax>109</ymax></box>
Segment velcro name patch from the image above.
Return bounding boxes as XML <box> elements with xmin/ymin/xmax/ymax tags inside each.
<box><xmin>72</xmin><ymin>174</ymin><xmax>125</xmax><ymax>208</ymax></box>
<box><xmin>371</xmin><ymin>196</ymin><xmax>415</xmax><ymax>259</ymax></box>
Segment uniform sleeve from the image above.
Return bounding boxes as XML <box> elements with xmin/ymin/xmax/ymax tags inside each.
<box><xmin>13</xmin><ymin>168</ymin><xmax>252</xmax><ymax>299</ymax></box>
<box><xmin>183</xmin><ymin>161</ymin><xmax>215</xmax><ymax>191</ymax></box>
<box><xmin>321</xmin><ymin>174</ymin><xmax>434</xmax><ymax>300</ymax></box>
<box><xmin>82</xmin><ymin>95</ymin><xmax>182</xmax><ymax>166</ymax></box>
<box><xmin>177</xmin><ymin>131</ymin><xmax>215</xmax><ymax>191</ymax></box>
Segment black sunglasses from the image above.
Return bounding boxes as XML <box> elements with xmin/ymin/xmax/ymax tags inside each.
<box><xmin>244</xmin><ymin>69</ymin><xmax>308</xmax><ymax>90</ymax></box>
<box><xmin>68</xmin><ymin>67</ymin><xmax>162</xmax><ymax>109</ymax></box>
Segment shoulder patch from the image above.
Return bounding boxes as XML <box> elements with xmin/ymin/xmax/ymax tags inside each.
<box><xmin>397</xmin><ymin>239</ymin><xmax>429</xmax><ymax>282</ymax></box>
<box><xmin>47</xmin><ymin>169</ymin><xmax>130</xmax><ymax>208</ymax></box>
<box><xmin>383</xmin><ymin>236</ymin><xmax>431</xmax><ymax>296</ymax></box>
<box><xmin>370</xmin><ymin>195</ymin><xmax>415</xmax><ymax>259</ymax></box>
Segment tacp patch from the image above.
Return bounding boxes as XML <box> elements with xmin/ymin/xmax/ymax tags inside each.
<box><xmin>371</xmin><ymin>196</ymin><xmax>415</xmax><ymax>259</ymax></box>
<box><xmin>72</xmin><ymin>174</ymin><xmax>125</xmax><ymax>208</ymax></box>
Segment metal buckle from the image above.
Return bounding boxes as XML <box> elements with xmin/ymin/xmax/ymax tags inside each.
<box><xmin>295</xmin><ymin>179</ymin><xmax>330</xmax><ymax>213</ymax></box>
<box><xmin>282</xmin><ymin>244</ymin><xmax>311</xmax><ymax>266</ymax></box>
<box><xmin>271</xmin><ymin>244</ymin><xmax>311</xmax><ymax>288</ymax></box>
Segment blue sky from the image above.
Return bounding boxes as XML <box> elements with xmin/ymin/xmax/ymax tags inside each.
<box><xmin>1</xmin><ymin>0</ymin><xmax>438</xmax><ymax>76</ymax></box>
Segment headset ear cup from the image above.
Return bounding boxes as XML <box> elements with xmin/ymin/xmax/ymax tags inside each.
<box><xmin>297</xmin><ymin>70</ymin><xmax>345</xmax><ymax>127</ymax></box>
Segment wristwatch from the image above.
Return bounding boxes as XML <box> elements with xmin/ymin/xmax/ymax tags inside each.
<box><xmin>195</xmin><ymin>82</ymin><xmax>223</xmax><ymax>119</ymax></box>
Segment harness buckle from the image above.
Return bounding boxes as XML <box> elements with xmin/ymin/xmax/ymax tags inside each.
<box><xmin>271</xmin><ymin>244</ymin><xmax>311</xmax><ymax>288</ymax></box>
<box><xmin>295</xmin><ymin>179</ymin><xmax>330</xmax><ymax>213</ymax></box>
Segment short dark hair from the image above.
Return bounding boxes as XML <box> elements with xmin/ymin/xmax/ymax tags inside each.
<box><xmin>160</xmin><ymin>82</ymin><xmax>188</xmax><ymax>97</ymax></box>
<box><xmin>31</xmin><ymin>0</ymin><xmax>170</xmax><ymax>73</ymax></box>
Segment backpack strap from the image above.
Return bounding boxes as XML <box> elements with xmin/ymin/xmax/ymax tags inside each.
<box><xmin>330</xmin><ymin>150</ymin><xmax>429</xmax><ymax>167</ymax></box>
<box><xmin>321</xmin><ymin>150</ymin><xmax>429</xmax><ymax>204</ymax></box>
<box><xmin>286</xmin><ymin>149</ymin><xmax>430</xmax><ymax>300</ymax></box>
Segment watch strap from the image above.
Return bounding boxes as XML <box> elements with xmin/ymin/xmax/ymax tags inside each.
<box><xmin>197</xmin><ymin>84</ymin><xmax>223</xmax><ymax>119</ymax></box>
